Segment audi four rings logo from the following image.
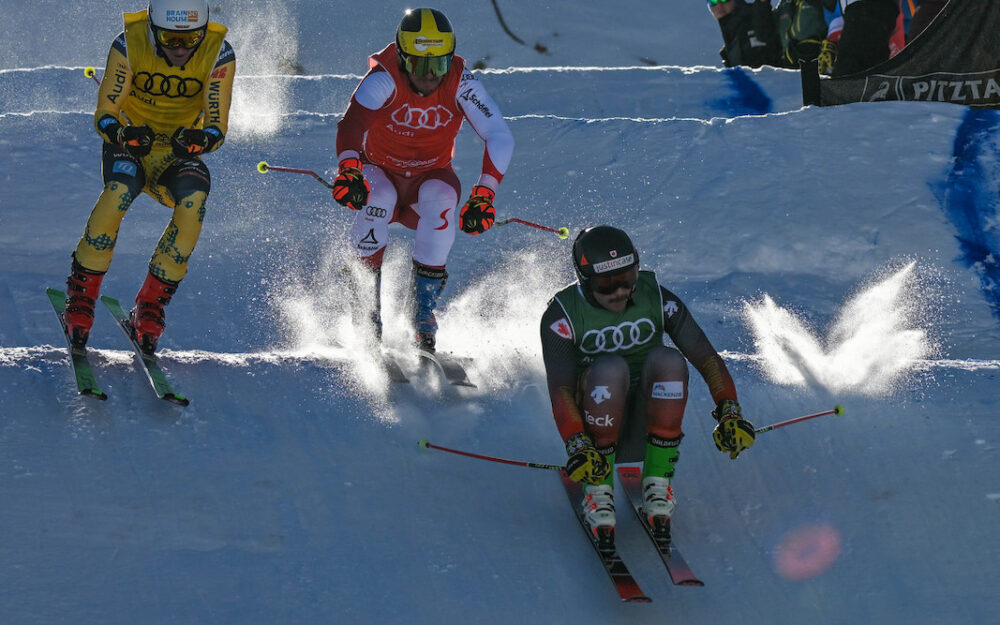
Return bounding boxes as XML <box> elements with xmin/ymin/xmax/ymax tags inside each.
<box><xmin>133</xmin><ymin>72</ymin><xmax>203</xmax><ymax>98</ymax></box>
<box><xmin>580</xmin><ymin>318</ymin><xmax>657</xmax><ymax>354</ymax></box>
<box><xmin>390</xmin><ymin>104</ymin><xmax>454</xmax><ymax>130</ymax></box>
<box><xmin>366</xmin><ymin>206</ymin><xmax>387</xmax><ymax>218</ymax></box>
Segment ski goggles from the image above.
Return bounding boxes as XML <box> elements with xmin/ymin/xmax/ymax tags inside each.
<box><xmin>591</xmin><ymin>266</ymin><xmax>639</xmax><ymax>295</ymax></box>
<box><xmin>402</xmin><ymin>53</ymin><xmax>453</xmax><ymax>77</ymax></box>
<box><xmin>152</xmin><ymin>25</ymin><xmax>206</xmax><ymax>50</ymax></box>
<box><xmin>706</xmin><ymin>0</ymin><xmax>732</xmax><ymax>5</ymax></box>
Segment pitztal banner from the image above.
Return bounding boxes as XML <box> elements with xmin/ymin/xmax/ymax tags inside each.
<box><xmin>820</xmin><ymin>1</ymin><xmax>1000</xmax><ymax>108</ymax></box>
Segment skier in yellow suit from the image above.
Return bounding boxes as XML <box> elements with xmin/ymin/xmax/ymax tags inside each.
<box><xmin>62</xmin><ymin>0</ymin><xmax>235</xmax><ymax>354</ymax></box>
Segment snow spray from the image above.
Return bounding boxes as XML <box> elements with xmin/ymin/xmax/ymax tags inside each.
<box><xmin>742</xmin><ymin>262</ymin><xmax>936</xmax><ymax>396</ymax></box>
<box><xmin>227</xmin><ymin>1</ymin><xmax>300</xmax><ymax>137</ymax></box>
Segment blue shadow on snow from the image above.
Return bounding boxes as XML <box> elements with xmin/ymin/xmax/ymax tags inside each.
<box><xmin>936</xmin><ymin>108</ymin><xmax>1000</xmax><ymax>321</ymax></box>
<box><xmin>708</xmin><ymin>67</ymin><xmax>773</xmax><ymax>116</ymax></box>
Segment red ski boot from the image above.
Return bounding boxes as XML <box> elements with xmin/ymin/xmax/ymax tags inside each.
<box><xmin>129</xmin><ymin>272</ymin><xmax>178</xmax><ymax>355</ymax></box>
<box><xmin>64</xmin><ymin>257</ymin><xmax>106</xmax><ymax>349</ymax></box>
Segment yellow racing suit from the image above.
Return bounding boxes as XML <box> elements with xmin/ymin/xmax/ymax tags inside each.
<box><xmin>74</xmin><ymin>10</ymin><xmax>235</xmax><ymax>283</ymax></box>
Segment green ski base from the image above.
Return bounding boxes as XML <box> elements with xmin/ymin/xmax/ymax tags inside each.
<box><xmin>46</xmin><ymin>288</ymin><xmax>108</xmax><ymax>400</ymax></box>
<box><xmin>100</xmin><ymin>295</ymin><xmax>189</xmax><ymax>406</ymax></box>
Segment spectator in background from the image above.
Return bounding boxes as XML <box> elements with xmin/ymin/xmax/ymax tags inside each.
<box><xmin>832</xmin><ymin>0</ymin><xmax>900</xmax><ymax>76</ymax></box>
<box><xmin>907</xmin><ymin>0</ymin><xmax>948</xmax><ymax>42</ymax></box>
<box><xmin>709</xmin><ymin>0</ymin><xmax>782</xmax><ymax>68</ymax></box>
<box><xmin>818</xmin><ymin>2</ymin><xmax>844</xmax><ymax>75</ymax></box>
<box><xmin>712</xmin><ymin>0</ymin><xmax>942</xmax><ymax>77</ymax></box>
<box><xmin>709</xmin><ymin>0</ymin><xmax>835</xmax><ymax>70</ymax></box>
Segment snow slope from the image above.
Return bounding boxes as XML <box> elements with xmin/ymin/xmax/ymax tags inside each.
<box><xmin>1</xmin><ymin>2</ymin><xmax>999</xmax><ymax>624</ymax></box>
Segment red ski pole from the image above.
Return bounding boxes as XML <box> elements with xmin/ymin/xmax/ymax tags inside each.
<box><xmin>495</xmin><ymin>217</ymin><xmax>570</xmax><ymax>239</ymax></box>
<box><xmin>754</xmin><ymin>404</ymin><xmax>845</xmax><ymax>434</ymax></box>
<box><xmin>418</xmin><ymin>439</ymin><xmax>564</xmax><ymax>472</ymax></box>
<box><xmin>256</xmin><ymin>160</ymin><xmax>335</xmax><ymax>189</ymax></box>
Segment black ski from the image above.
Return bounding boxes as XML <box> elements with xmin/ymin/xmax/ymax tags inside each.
<box><xmin>100</xmin><ymin>295</ymin><xmax>189</xmax><ymax>406</ymax></box>
<box><xmin>417</xmin><ymin>349</ymin><xmax>476</xmax><ymax>387</ymax></box>
<box><xmin>560</xmin><ymin>471</ymin><xmax>652</xmax><ymax>602</ymax></box>
<box><xmin>380</xmin><ymin>349</ymin><xmax>409</xmax><ymax>383</ymax></box>
<box><xmin>45</xmin><ymin>288</ymin><xmax>108</xmax><ymax>400</ymax></box>
<box><xmin>617</xmin><ymin>466</ymin><xmax>704</xmax><ymax>586</ymax></box>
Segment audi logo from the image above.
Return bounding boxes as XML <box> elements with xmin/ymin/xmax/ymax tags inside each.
<box><xmin>580</xmin><ymin>318</ymin><xmax>657</xmax><ymax>354</ymax></box>
<box><xmin>390</xmin><ymin>104</ymin><xmax>454</xmax><ymax>130</ymax></box>
<box><xmin>366</xmin><ymin>206</ymin><xmax>387</xmax><ymax>218</ymax></box>
<box><xmin>133</xmin><ymin>72</ymin><xmax>203</xmax><ymax>98</ymax></box>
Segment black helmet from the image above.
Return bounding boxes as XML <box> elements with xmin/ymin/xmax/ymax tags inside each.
<box><xmin>572</xmin><ymin>225</ymin><xmax>639</xmax><ymax>288</ymax></box>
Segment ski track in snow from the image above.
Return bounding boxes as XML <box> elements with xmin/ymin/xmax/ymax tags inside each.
<box><xmin>4</xmin><ymin>346</ymin><xmax>997</xmax><ymax>371</ymax></box>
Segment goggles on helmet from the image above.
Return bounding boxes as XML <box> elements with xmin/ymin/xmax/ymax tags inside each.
<box><xmin>402</xmin><ymin>53</ymin><xmax>453</xmax><ymax>78</ymax></box>
<box><xmin>591</xmin><ymin>266</ymin><xmax>639</xmax><ymax>296</ymax></box>
<box><xmin>152</xmin><ymin>24</ymin><xmax>206</xmax><ymax>49</ymax></box>
<box><xmin>706</xmin><ymin>0</ymin><xmax>732</xmax><ymax>5</ymax></box>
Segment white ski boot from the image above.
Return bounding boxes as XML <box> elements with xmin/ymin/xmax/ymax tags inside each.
<box><xmin>582</xmin><ymin>483</ymin><xmax>616</xmax><ymax>552</ymax></box>
<box><xmin>641</xmin><ymin>476</ymin><xmax>675</xmax><ymax>543</ymax></box>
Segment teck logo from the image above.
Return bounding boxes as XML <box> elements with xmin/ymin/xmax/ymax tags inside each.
<box><xmin>585</xmin><ymin>411</ymin><xmax>614</xmax><ymax>427</ymax></box>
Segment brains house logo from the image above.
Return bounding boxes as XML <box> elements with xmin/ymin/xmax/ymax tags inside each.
<box><xmin>390</xmin><ymin>104</ymin><xmax>454</xmax><ymax>130</ymax></box>
<box><xmin>165</xmin><ymin>10</ymin><xmax>200</xmax><ymax>24</ymax></box>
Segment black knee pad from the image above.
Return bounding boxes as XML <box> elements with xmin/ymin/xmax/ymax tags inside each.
<box><xmin>101</xmin><ymin>144</ymin><xmax>144</xmax><ymax>197</ymax></box>
<box><xmin>161</xmin><ymin>158</ymin><xmax>211</xmax><ymax>202</ymax></box>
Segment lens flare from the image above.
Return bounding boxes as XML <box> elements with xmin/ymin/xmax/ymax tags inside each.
<box><xmin>774</xmin><ymin>523</ymin><xmax>842</xmax><ymax>581</ymax></box>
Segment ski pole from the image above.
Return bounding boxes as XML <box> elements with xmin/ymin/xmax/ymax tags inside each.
<box><xmin>84</xmin><ymin>66</ymin><xmax>101</xmax><ymax>86</ymax></box>
<box><xmin>418</xmin><ymin>439</ymin><xmax>564</xmax><ymax>472</ymax></box>
<box><xmin>495</xmin><ymin>217</ymin><xmax>570</xmax><ymax>240</ymax></box>
<box><xmin>256</xmin><ymin>160</ymin><xmax>335</xmax><ymax>189</ymax></box>
<box><xmin>754</xmin><ymin>404</ymin><xmax>845</xmax><ymax>435</ymax></box>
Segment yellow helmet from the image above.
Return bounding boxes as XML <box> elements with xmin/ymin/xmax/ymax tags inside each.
<box><xmin>396</xmin><ymin>8</ymin><xmax>455</xmax><ymax>76</ymax></box>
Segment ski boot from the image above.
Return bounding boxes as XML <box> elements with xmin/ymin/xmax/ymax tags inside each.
<box><xmin>129</xmin><ymin>271</ymin><xmax>178</xmax><ymax>355</ymax></box>
<box><xmin>63</xmin><ymin>256</ymin><xmax>106</xmax><ymax>349</ymax></box>
<box><xmin>641</xmin><ymin>476</ymin><xmax>675</xmax><ymax>545</ymax></box>
<box><xmin>412</xmin><ymin>263</ymin><xmax>447</xmax><ymax>353</ymax></box>
<box><xmin>582</xmin><ymin>483</ymin><xmax>616</xmax><ymax>553</ymax></box>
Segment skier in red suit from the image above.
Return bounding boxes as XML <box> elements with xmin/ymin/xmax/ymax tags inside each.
<box><xmin>333</xmin><ymin>7</ymin><xmax>514</xmax><ymax>352</ymax></box>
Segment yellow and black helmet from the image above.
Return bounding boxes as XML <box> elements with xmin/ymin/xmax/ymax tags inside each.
<box><xmin>396</xmin><ymin>8</ymin><xmax>456</xmax><ymax>77</ymax></box>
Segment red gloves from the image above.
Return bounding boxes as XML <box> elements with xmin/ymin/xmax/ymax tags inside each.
<box><xmin>331</xmin><ymin>158</ymin><xmax>370</xmax><ymax>210</ymax></box>
<box><xmin>459</xmin><ymin>185</ymin><xmax>496</xmax><ymax>234</ymax></box>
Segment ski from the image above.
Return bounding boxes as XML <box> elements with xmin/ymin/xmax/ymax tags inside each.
<box><xmin>45</xmin><ymin>288</ymin><xmax>108</xmax><ymax>400</ymax></box>
<box><xmin>380</xmin><ymin>349</ymin><xmax>409</xmax><ymax>383</ymax></box>
<box><xmin>560</xmin><ymin>471</ymin><xmax>652</xmax><ymax>602</ymax></box>
<box><xmin>100</xmin><ymin>295</ymin><xmax>189</xmax><ymax>406</ymax></box>
<box><xmin>617</xmin><ymin>466</ymin><xmax>704</xmax><ymax>586</ymax></box>
<box><xmin>417</xmin><ymin>349</ymin><xmax>476</xmax><ymax>387</ymax></box>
